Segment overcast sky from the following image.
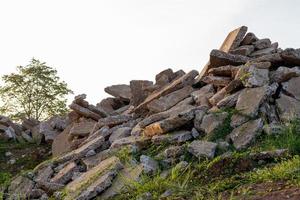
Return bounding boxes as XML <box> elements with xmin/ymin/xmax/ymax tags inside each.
<box><xmin>0</xmin><ymin>0</ymin><xmax>300</xmax><ymax>104</ymax></box>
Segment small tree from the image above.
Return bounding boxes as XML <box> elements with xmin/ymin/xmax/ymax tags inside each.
<box><xmin>0</xmin><ymin>58</ymin><xmax>72</xmax><ymax>121</ymax></box>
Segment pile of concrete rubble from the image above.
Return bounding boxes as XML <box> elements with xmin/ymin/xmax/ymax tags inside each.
<box><xmin>4</xmin><ymin>26</ymin><xmax>300</xmax><ymax>200</ymax></box>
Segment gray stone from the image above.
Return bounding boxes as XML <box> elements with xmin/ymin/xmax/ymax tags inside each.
<box><xmin>51</xmin><ymin>162</ymin><xmax>78</xmax><ymax>185</ymax></box>
<box><xmin>243</xmin><ymin>65</ymin><xmax>269</xmax><ymax>87</ymax></box>
<box><xmin>281</xmin><ymin>48</ymin><xmax>300</xmax><ymax>66</ymax></box>
<box><xmin>188</xmin><ymin>140</ymin><xmax>217</xmax><ymax>159</ymax></box>
<box><xmin>253</xmin><ymin>53</ymin><xmax>283</xmax><ymax>66</ymax></box>
<box><xmin>202</xmin><ymin>76</ymin><xmax>231</xmax><ymax>87</ymax></box>
<box><xmin>191</xmin><ymin>84</ymin><xmax>215</xmax><ymax>107</ymax></box>
<box><xmin>140</xmin><ymin>155</ymin><xmax>159</xmax><ymax>175</ymax></box>
<box><xmin>191</xmin><ymin>128</ymin><xmax>200</xmax><ymax>138</ymax></box>
<box><xmin>193</xmin><ymin>106</ymin><xmax>208</xmax><ymax>133</ymax></box>
<box><xmin>231</xmin><ymin>85</ymin><xmax>276</xmax><ymax>127</ymax></box>
<box><xmin>230</xmin><ymin>45</ymin><xmax>255</xmax><ymax>56</ymax></box>
<box><xmin>7</xmin><ymin>176</ymin><xmax>35</xmax><ymax>199</ymax></box>
<box><xmin>263</xmin><ymin>123</ymin><xmax>283</xmax><ymax>135</ymax></box>
<box><xmin>109</xmin><ymin>127</ymin><xmax>132</xmax><ymax>143</ymax></box>
<box><xmin>35</xmin><ymin>165</ymin><xmax>54</xmax><ymax>183</ymax></box>
<box><xmin>270</xmin><ymin>66</ymin><xmax>300</xmax><ymax>83</ymax></box>
<box><xmin>69</xmin><ymin>120</ymin><xmax>96</xmax><ymax>137</ymax></box>
<box><xmin>208</xmin><ymin>65</ymin><xmax>239</xmax><ymax>78</ymax></box>
<box><xmin>217</xmin><ymin>91</ymin><xmax>241</xmax><ymax>108</ymax></box>
<box><xmin>228</xmin><ymin>118</ymin><xmax>263</xmax><ymax>150</ymax></box>
<box><xmin>241</xmin><ymin>32</ymin><xmax>258</xmax><ymax>45</ymax></box>
<box><xmin>200</xmin><ymin>112</ymin><xmax>228</xmax><ymax>136</ymax></box>
<box><xmin>147</xmin><ymin>86</ymin><xmax>194</xmax><ymax>113</ymax></box>
<box><xmin>110</xmin><ymin>136</ymin><xmax>151</xmax><ymax>150</ymax></box>
<box><xmin>64</xmin><ymin>157</ymin><xmax>123</xmax><ymax>200</ymax></box>
<box><xmin>143</xmin><ymin>107</ymin><xmax>195</xmax><ymax>137</ymax></box>
<box><xmin>152</xmin><ymin>130</ymin><xmax>192</xmax><ymax>144</ymax></box>
<box><xmin>133</xmin><ymin>70</ymin><xmax>199</xmax><ymax>115</ymax></box>
<box><xmin>130</xmin><ymin>80</ymin><xmax>153</xmax><ymax>106</ymax></box>
<box><xmin>98</xmin><ymin>115</ymin><xmax>133</xmax><ymax>128</ymax></box>
<box><xmin>276</xmin><ymin>93</ymin><xmax>300</xmax><ymax>122</ymax></box>
<box><xmin>250</xmin><ymin>42</ymin><xmax>278</xmax><ymax>57</ymax></box>
<box><xmin>104</xmin><ymin>84</ymin><xmax>132</xmax><ymax>102</ymax></box>
<box><xmin>69</xmin><ymin>103</ymin><xmax>102</xmax><ymax>121</ymax></box>
<box><xmin>253</xmin><ymin>38</ymin><xmax>271</xmax><ymax>50</ymax></box>
<box><xmin>85</xmin><ymin>149</ymin><xmax>96</xmax><ymax>157</ymax></box>
<box><xmin>209</xmin><ymin>49</ymin><xmax>249</xmax><ymax>68</ymax></box>
<box><xmin>282</xmin><ymin>76</ymin><xmax>300</xmax><ymax>101</ymax></box>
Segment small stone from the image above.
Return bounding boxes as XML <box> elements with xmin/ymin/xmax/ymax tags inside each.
<box><xmin>110</xmin><ymin>136</ymin><xmax>151</xmax><ymax>150</ymax></box>
<box><xmin>140</xmin><ymin>155</ymin><xmax>159</xmax><ymax>175</ymax></box>
<box><xmin>193</xmin><ymin>106</ymin><xmax>209</xmax><ymax>132</ymax></box>
<box><xmin>188</xmin><ymin>140</ymin><xmax>217</xmax><ymax>159</ymax></box>
<box><xmin>85</xmin><ymin>149</ymin><xmax>96</xmax><ymax>157</ymax></box>
<box><xmin>250</xmin><ymin>42</ymin><xmax>278</xmax><ymax>57</ymax></box>
<box><xmin>217</xmin><ymin>91</ymin><xmax>241</xmax><ymax>108</ymax></box>
<box><xmin>191</xmin><ymin>128</ymin><xmax>200</xmax><ymax>138</ymax></box>
<box><xmin>5</xmin><ymin>151</ymin><xmax>12</xmax><ymax>157</ymax></box>
<box><xmin>8</xmin><ymin>158</ymin><xmax>16</xmax><ymax>165</ymax></box>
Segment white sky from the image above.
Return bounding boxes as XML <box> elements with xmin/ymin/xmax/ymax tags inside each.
<box><xmin>0</xmin><ymin>0</ymin><xmax>300</xmax><ymax>104</ymax></box>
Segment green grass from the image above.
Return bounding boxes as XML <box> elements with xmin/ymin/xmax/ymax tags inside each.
<box><xmin>0</xmin><ymin>172</ymin><xmax>12</xmax><ymax>188</ymax></box>
<box><xmin>257</xmin><ymin>119</ymin><xmax>300</xmax><ymax>154</ymax></box>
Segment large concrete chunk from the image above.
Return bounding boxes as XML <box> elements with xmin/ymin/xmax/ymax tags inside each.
<box><xmin>276</xmin><ymin>93</ymin><xmax>300</xmax><ymax>122</ymax></box>
<box><xmin>200</xmin><ymin>112</ymin><xmax>228</xmax><ymax>136</ymax></box>
<box><xmin>142</xmin><ymin>107</ymin><xmax>195</xmax><ymax>137</ymax></box>
<box><xmin>217</xmin><ymin>91</ymin><xmax>241</xmax><ymax>108</ymax></box>
<box><xmin>104</xmin><ymin>84</ymin><xmax>132</xmax><ymax>102</ymax></box>
<box><xmin>231</xmin><ymin>86</ymin><xmax>272</xmax><ymax>127</ymax></box>
<box><xmin>281</xmin><ymin>48</ymin><xmax>300</xmax><ymax>66</ymax></box>
<box><xmin>151</xmin><ymin>130</ymin><xmax>192</xmax><ymax>144</ymax></box>
<box><xmin>209</xmin><ymin>49</ymin><xmax>249</xmax><ymax>68</ymax></box>
<box><xmin>98</xmin><ymin>164</ymin><xmax>143</xmax><ymax>200</ymax></box>
<box><xmin>147</xmin><ymin>86</ymin><xmax>194</xmax><ymax>113</ymax></box>
<box><xmin>235</xmin><ymin>62</ymin><xmax>270</xmax><ymax>88</ymax></box>
<box><xmin>209</xmin><ymin>80</ymin><xmax>243</xmax><ymax>106</ymax></box>
<box><xmin>133</xmin><ymin>70</ymin><xmax>199</xmax><ymax>115</ymax></box>
<box><xmin>202</xmin><ymin>76</ymin><xmax>231</xmax><ymax>87</ymax></box>
<box><xmin>51</xmin><ymin>162</ymin><xmax>78</xmax><ymax>185</ymax></box>
<box><xmin>70</xmin><ymin>103</ymin><xmax>102</xmax><ymax>121</ymax></box>
<box><xmin>98</xmin><ymin>115</ymin><xmax>133</xmax><ymax>128</ymax></box>
<box><xmin>65</xmin><ymin>156</ymin><xmax>123</xmax><ymax>200</ymax></box>
<box><xmin>282</xmin><ymin>77</ymin><xmax>300</xmax><ymax>101</ymax></box>
<box><xmin>110</xmin><ymin>136</ymin><xmax>151</xmax><ymax>149</ymax></box>
<box><xmin>229</xmin><ymin>45</ymin><xmax>254</xmax><ymax>56</ymax></box>
<box><xmin>191</xmin><ymin>84</ymin><xmax>215</xmax><ymax>107</ymax></box>
<box><xmin>130</xmin><ymin>80</ymin><xmax>153</xmax><ymax>106</ymax></box>
<box><xmin>52</xmin><ymin>125</ymin><xmax>73</xmax><ymax>157</ymax></box>
<box><xmin>69</xmin><ymin>120</ymin><xmax>96</xmax><ymax>137</ymax></box>
<box><xmin>208</xmin><ymin>65</ymin><xmax>239</xmax><ymax>78</ymax></box>
<box><xmin>188</xmin><ymin>140</ymin><xmax>217</xmax><ymax>159</ymax></box>
<box><xmin>241</xmin><ymin>32</ymin><xmax>258</xmax><ymax>45</ymax></box>
<box><xmin>253</xmin><ymin>38</ymin><xmax>271</xmax><ymax>50</ymax></box>
<box><xmin>228</xmin><ymin>118</ymin><xmax>263</xmax><ymax>150</ymax></box>
<box><xmin>109</xmin><ymin>127</ymin><xmax>132</xmax><ymax>143</ymax></box>
<box><xmin>7</xmin><ymin>176</ymin><xmax>35</xmax><ymax>199</ymax></box>
<box><xmin>270</xmin><ymin>66</ymin><xmax>300</xmax><ymax>83</ymax></box>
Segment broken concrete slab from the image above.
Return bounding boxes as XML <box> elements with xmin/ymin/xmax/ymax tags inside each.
<box><xmin>229</xmin><ymin>45</ymin><xmax>255</xmax><ymax>56</ymax></box>
<box><xmin>50</xmin><ymin>162</ymin><xmax>78</xmax><ymax>185</ymax></box>
<box><xmin>188</xmin><ymin>140</ymin><xmax>217</xmax><ymax>159</ymax></box>
<box><xmin>281</xmin><ymin>48</ymin><xmax>300</xmax><ymax>66</ymax></box>
<box><xmin>208</xmin><ymin>65</ymin><xmax>239</xmax><ymax>78</ymax></box>
<box><xmin>276</xmin><ymin>93</ymin><xmax>300</xmax><ymax>122</ymax></box>
<box><xmin>104</xmin><ymin>84</ymin><xmax>132</xmax><ymax>102</ymax></box>
<box><xmin>130</xmin><ymin>80</ymin><xmax>154</xmax><ymax>106</ymax></box>
<box><xmin>253</xmin><ymin>38</ymin><xmax>272</xmax><ymax>50</ymax></box>
<box><xmin>191</xmin><ymin>84</ymin><xmax>215</xmax><ymax>107</ymax></box>
<box><xmin>241</xmin><ymin>32</ymin><xmax>258</xmax><ymax>45</ymax></box>
<box><xmin>202</xmin><ymin>76</ymin><xmax>231</xmax><ymax>87</ymax></box>
<box><xmin>282</xmin><ymin>76</ymin><xmax>300</xmax><ymax>101</ymax></box>
<box><xmin>209</xmin><ymin>49</ymin><xmax>250</xmax><ymax>68</ymax></box>
<box><xmin>151</xmin><ymin>130</ymin><xmax>192</xmax><ymax>144</ymax></box>
<box><xmin>69</xmin><ymin>120</ymin><xmax>96</xmax><ymax>137</ymax></box>
<box><xmin>147</xmin><ymin>86</ymin><xmax>194</xmax><ymax>113</ymax></box>
<box><xmin>228</xmin><ymin>118</ymin><xmax>263</xmax><ymax>150</ymax></box>
<box><xmin>133</xmin><ymin>70</ymin><xmax>199</xmax><ymax>115</ymax></box>
<box><xmin>270</xmin><ymin>66</ymin><xmax>300</xmax><ymax>83</ymax></box>
<box><xmin>200</xmin><ymin>112</ymin><xmax>228</xmax><ymax>136</ymax></box>
<box><xmin>109</xmin><ymin>127</ymin><xmax>132</xmax><ymax>144</ymax></box>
